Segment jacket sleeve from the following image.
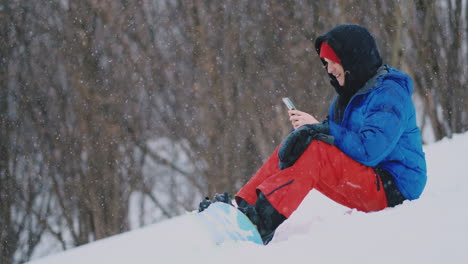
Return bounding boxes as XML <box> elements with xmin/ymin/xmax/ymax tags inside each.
<box><xmin>329</xmin><ymin>83</ymin><xmax>408</xmax><ymax>167</ymax></box>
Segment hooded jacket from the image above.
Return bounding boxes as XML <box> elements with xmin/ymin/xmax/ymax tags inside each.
<box><xmin>315</xmin><ymin>25</ymin><xmax>427</xmax><ymax>200</ymax></box>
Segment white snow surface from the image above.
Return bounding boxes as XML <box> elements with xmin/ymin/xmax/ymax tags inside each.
<box><xmin>28</xmin><ymin>133</ymin><xmax>468</xmax><ymax>264</ymax></box>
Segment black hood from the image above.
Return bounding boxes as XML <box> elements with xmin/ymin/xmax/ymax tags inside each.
<box><xmin>315</xmin><ymin>25</ymin><xmax>382</xmax><ymax>99</ymax></box>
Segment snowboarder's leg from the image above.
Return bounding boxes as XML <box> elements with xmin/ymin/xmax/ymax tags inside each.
<box><xmin>254</xmin><ymin>153</ymin><xmax>319</xmax><ymax>218</ymax></box>
<box><xmin>311</xmin><ymin>142</ymin><xmax>388</xmax><ymax>213</ymax></box>
<box><xmin>233</xmin><ymin>140</ymin><xmax>387</xmax><ymax>244</ymax></box>
<box><xmin>235</xmin><ymin>145</ymin><xmax>282</xmax><ymax>205</ymax></box>
<box><xmin>254</xmin><ymin>141</ymin><xmax>388</xmax><ymax>218</ymax></box>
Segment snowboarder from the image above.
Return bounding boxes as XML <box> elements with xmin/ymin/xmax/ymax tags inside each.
<box><xmin>200</xmin><ymin>24</ymin><xmax>427</xmax><ymax>245</ymax></box>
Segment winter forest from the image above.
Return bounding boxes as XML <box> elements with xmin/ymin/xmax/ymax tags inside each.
<box><xmin>1</xmin><ymin>0</ymin><xmax>467</xmax><ymax>263</ymax></box>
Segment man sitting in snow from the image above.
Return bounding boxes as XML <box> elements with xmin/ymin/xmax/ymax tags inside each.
<box><xmin>199</xmin><ymin>24</ymin><xmax>427</xmax><ymax>245</ymax></box>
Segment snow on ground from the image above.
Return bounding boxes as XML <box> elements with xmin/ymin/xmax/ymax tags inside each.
<box><xmin>27</xmin><ymin>133</ymin><xmax>468</xmax><ymax>264</ymax></box>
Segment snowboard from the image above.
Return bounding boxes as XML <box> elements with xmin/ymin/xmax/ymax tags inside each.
<box><xmin>196</xmin><ymin>202</ymin><xmax>263</xmax><ymax>245</ymax></box>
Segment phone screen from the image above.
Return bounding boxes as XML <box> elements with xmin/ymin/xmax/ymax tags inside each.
<box><xmin>282</xmin><ymin>97</ymin><xmax>296</xmax><ymax>110</ymax></box>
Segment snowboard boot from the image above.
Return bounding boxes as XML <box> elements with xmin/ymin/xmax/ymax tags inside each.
<box><xmin>198</xmin><ymin>192</ymin><xmax>233</xmax><ymax>212</ymax></box>
<box><xmin>198</xmin><ymin>197</ymin><xmax>212</xmax><ymax>212</ymax></box>
<box><xmin>237</xmin><ymin>192</ymin><xmax>286</xmax><ymax>245</ymax></box>
<box><xmin>212</xmin><ymin>192</ymin><xmax>233</xmax><ymax>206</ymax></box>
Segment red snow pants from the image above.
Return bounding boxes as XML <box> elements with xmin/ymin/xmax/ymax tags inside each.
<box><xmin>235</xmin><ymin>141</ymin><xmax>388</xmax><ymax>218</ymax></box>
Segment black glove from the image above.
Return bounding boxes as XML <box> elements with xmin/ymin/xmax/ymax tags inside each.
<box><xmin>314</xmin><ymin>133</ymin><xmax>335</xmax><ymax>145</ymax></box>
<box><xmin>278</xmin><ymin>123</ymin><xmax>334</xmax><ymax>170</ymax></box>
<box><xmin>307</xmin><ymin>122</ymin><xmax>329</xmax><ymax>134</ymax></box>
<box><xmin>278</xmin><ymin>125</ymin><xmax>317</xmax><ymax>170</ymax></box>
<box><xmin>302</xmin><ymin>121</ymin><xmax>335</xmax><ymax>145</ymax></box>
<box><xmin>311</xmin><ymin>121</ymin><xmax>335</xmax><ymax>145</ymax></box>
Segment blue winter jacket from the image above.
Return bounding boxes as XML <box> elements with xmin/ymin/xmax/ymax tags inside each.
<box><xmin>328</xmin><ymin>67</ymin><xmax>427</xmax><ymax>200</ymax></box>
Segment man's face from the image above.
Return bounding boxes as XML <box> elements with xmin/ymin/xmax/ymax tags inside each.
<box><xmin>324</xmin><ymin>58</ymin><xmax>345</xmax><ymax>86</ymax></box>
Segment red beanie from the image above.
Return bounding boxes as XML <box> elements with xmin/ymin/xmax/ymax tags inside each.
<box><xmin>320</xmin><ymin>42</ymin><xmax>341</xmax><ymax>65</ymax></box>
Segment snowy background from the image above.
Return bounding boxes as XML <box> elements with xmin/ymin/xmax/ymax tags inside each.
<box><xmin>27</xmin><ymin>132</ymin><xmax>468</xmax><ymax>264</ymax></box>
<box><xmin>4</xmin><ymin>2</ymin><xmax>468</xmax><ymax>263</ymax></box>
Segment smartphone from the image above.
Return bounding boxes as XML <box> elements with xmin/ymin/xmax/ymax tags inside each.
<box><xmin>282</xmin><ymin>97</ymin><xmax>296</xmax><ymax>110</ymax></box>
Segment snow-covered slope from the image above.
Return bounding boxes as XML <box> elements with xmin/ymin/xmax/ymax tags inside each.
<box><xmin>28</xmin><ymin>133</ymin><xmax>468</xmax><ymax>264</ymax></box>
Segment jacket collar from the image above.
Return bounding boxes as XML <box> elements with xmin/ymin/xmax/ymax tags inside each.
<box><xmin>356</xmin><ymin>65</ymin><xmax>390</xmax><ymax>95</ymax></box>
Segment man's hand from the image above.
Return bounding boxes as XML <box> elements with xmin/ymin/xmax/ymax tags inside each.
<box><xmin>288</xmin><ymin>110</ymin><xmax>319</xmax><ymax>129</ymax></box>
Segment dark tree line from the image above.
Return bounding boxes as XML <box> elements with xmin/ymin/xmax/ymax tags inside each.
<box><xmin>0</xmin><ymin>0</ymin><xmax>467</xmax><ymax>263</ymax></box>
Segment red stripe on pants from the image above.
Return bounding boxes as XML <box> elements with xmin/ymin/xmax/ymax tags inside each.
<box><xmin>235</xmin><ymin>141</ymin><xmax>388</xmax><ymax>218</ymax></box>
